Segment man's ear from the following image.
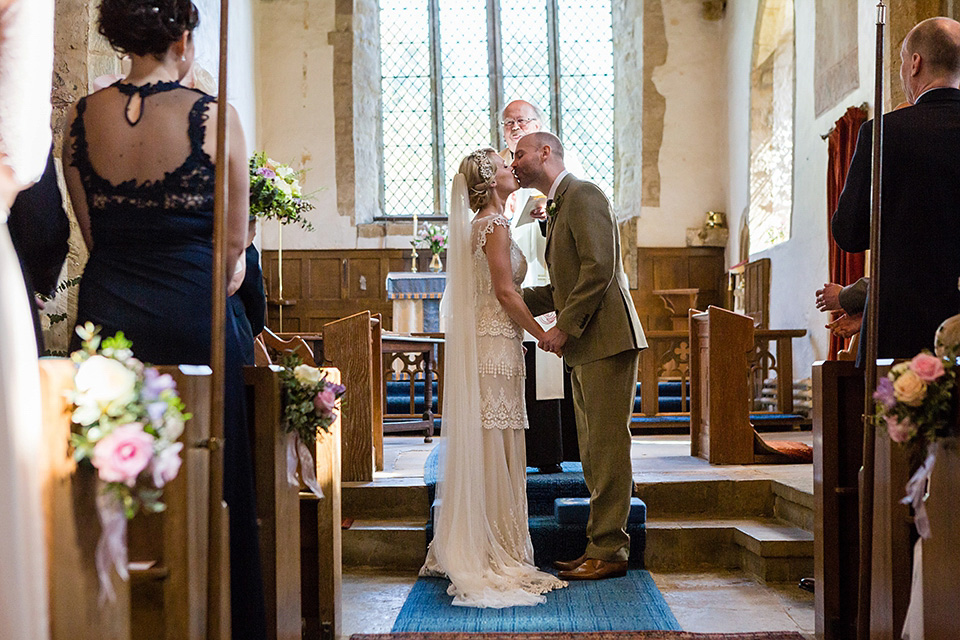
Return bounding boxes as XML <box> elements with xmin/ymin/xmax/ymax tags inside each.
<box><xmin>912</xmin><ymin>51</ymin><xmax>922</xmax><ymax>77</ymax></box>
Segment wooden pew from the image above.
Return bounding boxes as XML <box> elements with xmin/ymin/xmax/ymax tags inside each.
<box><xmin>323</xmin><ymin>311</ymin><xmax>379</xmax><ymax>482</ymax></box>
<box><xmin>812</xmin><ymin>359</ymin><xmax>863</xmax><ymax>640</ymax></box>
<box><xmin>245</xmin><ymin>365</ymin><xmax>302</xmax><ymax>640</ymax></box>
<box><xmin>41</xmin><ymin>359</ymin><xmax>131</xmax><ymax>640</ymax></box>
<box><xmin>869</xmin><ymin>363</ymin><xmax>912</xmax><ymax>639</ymax></box>
<box><xmin>128</xmin><ymin>365</ymin><xmax>212</xmax><ymax>639</ymax></box>
<box><xmin>299</xmin><ymin>368</ymin><xmax>342</xmax><ymax>640</ymax></box>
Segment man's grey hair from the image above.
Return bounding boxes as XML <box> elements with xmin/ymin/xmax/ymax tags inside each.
<box><xmin>523</xmin><ymin>131</ymin><xmax>565</xmax><ymax>160</ymax></box>
<box><xmin>501</xmin><ymin>100</ymin><xmax>546</xmax><ymax>124</ymax></box>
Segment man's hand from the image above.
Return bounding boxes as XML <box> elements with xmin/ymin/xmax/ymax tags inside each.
<box><xmin>826</xmin><ymin>312</ymin><xmax>863</xmax><ymax>339</ymax></box>
<box><xmin>530</xmin><ymin>199</ymin><xmax>547</xmax><ymax>221</ymax></box>
<box><xmin>816</xmin><ymin>283</ymin><xmax>843</xmax><ymax>312</ymax></box>
<box><xmin>538</xmin><ymin>326</ymin><xmax>568</xmax><ymax>356</ymax></box>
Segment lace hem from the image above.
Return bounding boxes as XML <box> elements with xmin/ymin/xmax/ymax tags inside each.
<box><xmin>480</xmin><ymin>387</ymin><xmax>527</xmax><ymax>430</ymax></box>
<box><xmin>475</xmin><ymin>214</ymin><xmax>510</xmax><ymax>250</ymax></box>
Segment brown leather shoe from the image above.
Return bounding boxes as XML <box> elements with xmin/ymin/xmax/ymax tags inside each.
<box><xmin>552</xmin><ymin>553</ymin><xmax>587</xmax><ymax>571</ymax></box>
<box><xmin>558</xmin><ymin>558</ymin><xmax>628</xmax><ymax>580</ymax></box>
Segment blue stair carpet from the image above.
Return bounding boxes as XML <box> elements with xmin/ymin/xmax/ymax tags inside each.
<box><xmin>391</xmin><ymin>571</ymin><xmax>680</xmax><ymax>633</ymax></box>
<box><xmin>423</xmin><ymin>450</ymin><xmax>646</xmax><ymax>569</ymax></box>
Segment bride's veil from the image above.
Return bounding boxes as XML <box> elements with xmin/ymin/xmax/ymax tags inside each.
<box><xmin>427</xmin><ymin>173</ymin><xmax>547</xmax><ymax>608</ymax></box>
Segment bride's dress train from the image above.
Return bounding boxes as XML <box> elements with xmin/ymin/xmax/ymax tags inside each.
<box><xmin>421</xmin><ymin>175</ymin><xmax>565</xmax><ymax>608</ymax></box>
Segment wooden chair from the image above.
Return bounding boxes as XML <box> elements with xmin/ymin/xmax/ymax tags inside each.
<box><xmin>260</xmin><ymin>326</ymin><xmax>317</xmax><ymax>366</ymax></box>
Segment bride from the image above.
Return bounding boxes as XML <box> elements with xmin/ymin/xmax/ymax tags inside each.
<box><xmin>420</xmin><ymin>148</ymin><xmax>567</xmax><ymax>607</ymax></box>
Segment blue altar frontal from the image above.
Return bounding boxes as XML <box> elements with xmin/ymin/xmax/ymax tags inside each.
<box><xmin>385</xmin><ymin>272</ymin><xmax>447</xmax><ymax>332</ymax></box>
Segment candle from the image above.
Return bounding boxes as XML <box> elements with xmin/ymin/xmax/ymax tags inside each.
<box><xmin>413</xmin><ymin>212</ymin><xmax>418</xmax><ymax>239</ymax></box>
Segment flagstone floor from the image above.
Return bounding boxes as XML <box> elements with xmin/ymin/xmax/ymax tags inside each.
<box><xmin>339</xmin><ymin>433</ymin><xmax>815</xmax><ymax>640</ymax></box>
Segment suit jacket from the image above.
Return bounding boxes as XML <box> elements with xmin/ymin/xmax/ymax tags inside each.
<box><xmin>832</xmin><ymin>87</ymin><xmax>960</xmax><ymax>359</ymax></box>
<box><xmin>838</xmin><ymin>277</ymin><xmax>869</xmax><ymax>315</ymax></box>
<box><xmin>522</xmin><ymin>174</ymin><xmax>646</xmax><ymax>367</ymax></box>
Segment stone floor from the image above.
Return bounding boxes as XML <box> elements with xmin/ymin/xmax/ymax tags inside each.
<box><xmin>340</xmin><ymin>433</ymin><xmax>816</xmax><ymax>639</ymax></box>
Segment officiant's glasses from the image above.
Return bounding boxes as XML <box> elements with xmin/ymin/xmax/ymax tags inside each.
<box><xmin>501</xmin><ymin>117</ymin><xmax>538</xmax><ymax>129</ymax></box>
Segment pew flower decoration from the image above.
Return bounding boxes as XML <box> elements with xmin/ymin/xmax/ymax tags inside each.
<box><xmin>249</xmin><ymin>151</ymin><xmax>315</xmax><ymax>231</ymax></box>
<box><xmin>69</xmin><ymin>323</ymin><xmax>189</xmax><ymax>601</ymax></box>
<box><xmin>874</xmin><ymin>351</ymin><xmax>958</xmax><ymax>539</ymax></box>
<box><xmin>278</xmin><ymin>354</ymin><xmax>346</xmax><ymax>499</ymax></box>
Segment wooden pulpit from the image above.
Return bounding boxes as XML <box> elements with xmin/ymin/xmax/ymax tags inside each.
<box><xmin>689</xmin><ymin>306</ymin><xmax>755</xmax><ymax>464</ymax></box>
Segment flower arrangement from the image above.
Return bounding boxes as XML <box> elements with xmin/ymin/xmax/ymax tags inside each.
<box><xmin>69</xmin><ymin>323</ymin><xmax>189</xmax><ymax>600</ymax></box>
<box><xmin>873</xmin><ymin>352</ymin><xmax>957</xmax><ymax>445</ymax></box>
<box><xmin>414</xmin><ymin>222</ymin><xmax>448</xmax><ymax>255</ymax></box>
<box><xmin>277</xmin><ymin>354</ymin><xmax>346</xmax><ymax>499</ymax></box>
<box><xmin>249</xmin><ymin>151</ymin><xmax>315</xmax><ymax>231</ymax></box>
<box><xmin>545</xmin><ymin>193</ymin><xmax>564</xmax><ymax>220</ymax></box>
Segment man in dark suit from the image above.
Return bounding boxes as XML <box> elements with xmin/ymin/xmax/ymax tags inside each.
<box><xmin>832</xmin><ymin>17</ymin><xmax>960</xmax><ymax>360</ymax></box>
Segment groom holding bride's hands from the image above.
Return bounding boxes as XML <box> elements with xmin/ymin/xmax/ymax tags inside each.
<box><xmin>512</xmin><ymin>132</ymin><xmax>647</xmax><ymax>579</ymax></box>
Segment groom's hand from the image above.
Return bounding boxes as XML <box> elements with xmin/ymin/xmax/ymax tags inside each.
<box><xmin>541</xmin><ymin>327</ymin><xmax>568</xmax><ymax>356</ymax></box>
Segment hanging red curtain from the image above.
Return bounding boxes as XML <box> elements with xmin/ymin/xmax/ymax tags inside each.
<box><xmin>826</xmin><ymin>105</ymin><xmax>868</xmax><ymax>360</ymax></box>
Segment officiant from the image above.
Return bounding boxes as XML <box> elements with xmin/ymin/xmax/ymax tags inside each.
<box><xmin>499</xmin><ymin>99</ymin><xmax>584</xmax><ymax>471</ymax></box>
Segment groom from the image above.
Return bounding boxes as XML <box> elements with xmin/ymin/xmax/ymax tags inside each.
<box><xmin>513</xmin><ymin>132</ymin><xmax>646</xmax><ymax>580</ymax></box>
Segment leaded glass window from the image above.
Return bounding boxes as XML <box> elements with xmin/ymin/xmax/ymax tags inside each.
<box><xmin>379</xmin><ymin>0</ymin><xmax>615</xmax><ymax>217</ymax></box>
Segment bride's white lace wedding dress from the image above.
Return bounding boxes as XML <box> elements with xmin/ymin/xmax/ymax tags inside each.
<box><xmin>421</xmin><ymin>187</ymin><xmax>566</xmax><ymax>607</ymax></box>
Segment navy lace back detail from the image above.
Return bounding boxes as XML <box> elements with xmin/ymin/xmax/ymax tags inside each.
<box><xmin>70</xmin><ymin>82</ymin><xmax>216</xmax><ymax>216</ymax></box>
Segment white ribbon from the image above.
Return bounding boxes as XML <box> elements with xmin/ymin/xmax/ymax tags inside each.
<box><xmin>95</xmin><ymin>491</ymin><xmax>128</xmax><ymax>604</ymax></box>
<box><xmin>901</xmin><ymin>443</ymin><xmax>936</xmax><ymax>540</ymax></box>
<box><xmin>285</xmin><ymin>432</ymin><xmax>324</xmax><ymax>500</ymax></box>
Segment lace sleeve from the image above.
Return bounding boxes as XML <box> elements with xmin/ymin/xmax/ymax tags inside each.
<box><xmin>476</xmin><ymin>214</ymin><xmax>510</xmax><ymax>249</ymax></box>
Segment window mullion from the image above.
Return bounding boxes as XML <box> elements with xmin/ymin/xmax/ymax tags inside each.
<box><xmin>545</xmin><ymin>0</ymin><xmax>562</xmax><ymax>138</ymax></box>
<box><xmin>487</xmin><ymin>0</ymin><xmax>504</xmax><ymax>148</ymax></box>
<box><xmin>428</xmin><ymin>0</ymin><xmax>445</xmax><ymax>215</ymax></box>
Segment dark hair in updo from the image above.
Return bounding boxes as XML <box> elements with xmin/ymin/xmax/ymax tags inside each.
<box><xmin>98</xmin><ymin>0</ymin><xmax>200</xmax><ymax>58</ymax></box>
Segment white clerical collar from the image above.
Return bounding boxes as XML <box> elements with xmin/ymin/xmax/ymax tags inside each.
<box><xmin>547</xmin><ymin>170</ymin><xmax>570</xmax><ymax>200</ymax></box>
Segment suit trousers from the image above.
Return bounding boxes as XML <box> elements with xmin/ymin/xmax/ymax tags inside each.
<box><xmin>570</xmin><ymin>348</ymin><xmax>640</xmax><ymax>562</ymax></box>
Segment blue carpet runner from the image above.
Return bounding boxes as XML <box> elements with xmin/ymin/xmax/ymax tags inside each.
<box><xmin>391</xmin><ymin>571</ymin><xmax>680</xmax><ymax>632</ymax></box>
<box><xmin>423</xmin><ymin>449</ymin><xmax>647</xmax><ymax>569</ymax></box>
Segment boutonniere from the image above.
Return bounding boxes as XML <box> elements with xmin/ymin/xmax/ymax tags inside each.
<box><xmin>546</xmin><ymin>193</ymin><xmax>564</xmax><ymax>219</ymax></box>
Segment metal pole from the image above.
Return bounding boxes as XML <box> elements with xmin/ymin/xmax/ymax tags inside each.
<box><xmin>208</xmin><ymin>0</ymin><xmax>230</xmax><ymax>636</ymax></box>
<box><xmin>858</xmin><ymin>3</ymin><xmax>885</xmax><ymax>639</ymax></box>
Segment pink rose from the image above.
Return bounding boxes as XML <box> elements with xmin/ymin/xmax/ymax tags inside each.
<box><xmin>92</xmin><ymin>423</ymin><xmax>154</xmax><ymax>487</ymax></box>
<box><xmin>150</xmin><ymin>442</ymin><xmax>184</xmax><ymax>488</ymax></box>
<box><xmin>884</xmin><ymin>415</ymin><xmax>913</xmax><ymax>444</ymax></box>
<box><xmin>314</xmin><ymin>388</ymin><xmax>337</xmax><ymax>417</ymax></box>
<box><xmin>909</xmin><ymin>353</ymin><xmax>946</xmax><ymax>382</ymax></box>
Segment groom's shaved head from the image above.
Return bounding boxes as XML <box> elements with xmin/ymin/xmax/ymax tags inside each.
<box><xmin>523</xmin><ymin>132</ymin><xmax>565</xmax><ymax>160</ymax></box>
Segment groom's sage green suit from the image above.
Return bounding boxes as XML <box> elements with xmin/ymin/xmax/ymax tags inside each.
<box><xmin>522</xmin><ymin>174</ymin><xmax>646</xmax><ymax>562</ymax></box>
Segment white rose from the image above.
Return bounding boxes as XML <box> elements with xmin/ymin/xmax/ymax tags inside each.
<box><xmin>293</xmin><ymin>364</ymin><xmax>322</xmax><ymax>386</ymax></box>
<box><xmin>275</xmin><ymin>165</ymin><xmax>295</xmax><ymax>180</ymax></box>
<box><xmin>75</xmin><ymin>355</ymin><xmax>138</xmax><ymax>411</ymax></box>
<box><xmin>273</xmin><ymin>176</ymin><xmax>293</xmax><ymax>197</ymax></box>
<box><xmin>893</xmin><ymin>370</ymin><xmax>927</xmax><ymax>407</ymax></box>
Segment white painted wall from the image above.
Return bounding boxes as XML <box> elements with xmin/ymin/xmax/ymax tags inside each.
<box><xmin>725</xmin><ymin>1</ymin><xmax>879</xmax><ymax>378</ymax></box>
<box><xmin>637</xmin><ymin>0</ymin><xmax>727</xmax><ymax>248</ymax></box>
<box><xmin>194</xmin><ymin>0</ymin><xmax>257</xmax><ymax>153</ymax></box>
<box><xmin>254</xmin><ymin>0</ymin><xmax>345</xmax><ymax>250</ymax></box>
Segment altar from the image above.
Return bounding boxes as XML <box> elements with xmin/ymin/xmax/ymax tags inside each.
<box><xmin>385</xmin><ymin>272</ymin><xmax>447</xmax><ymax>333</ymax></box>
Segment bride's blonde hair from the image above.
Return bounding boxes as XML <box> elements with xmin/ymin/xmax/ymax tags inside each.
<box><xmin>458</xmin><ymin>148</ymin><xmax>497</xmax><ymax>212</ymax></box>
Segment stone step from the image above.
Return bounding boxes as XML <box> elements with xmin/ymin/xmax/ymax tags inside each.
<box><xmin>645</xmin><ymin>517</ymin><xmax>813</xmax><ymax>583</ymax></box>
<box><xmin>341</xmin><ymin>518</ymin><xmax>427</xmax><ymax>570</ymax></box>
<box><xmin>342</xmin><ymin>478</ymin><xmax>429</xmax><ymax>520</ymax></box>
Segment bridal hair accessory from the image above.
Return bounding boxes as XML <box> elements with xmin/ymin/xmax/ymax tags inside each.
<box><xmin>470</xmin><ymin>149</ymin><xmax>495</xmax><ymax>183</ymax></box>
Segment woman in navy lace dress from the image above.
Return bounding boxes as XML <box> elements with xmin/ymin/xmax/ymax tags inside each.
<box><xmin>62</xmin><ymin>1</ymin><xmax>265</xmax><ymax>637</ymax></box>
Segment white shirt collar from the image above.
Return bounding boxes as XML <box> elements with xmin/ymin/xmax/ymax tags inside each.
<box><xmin>547</xmin><ymin>170</ymin><xmax>570</xmax><ymax>200</ymax></box>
